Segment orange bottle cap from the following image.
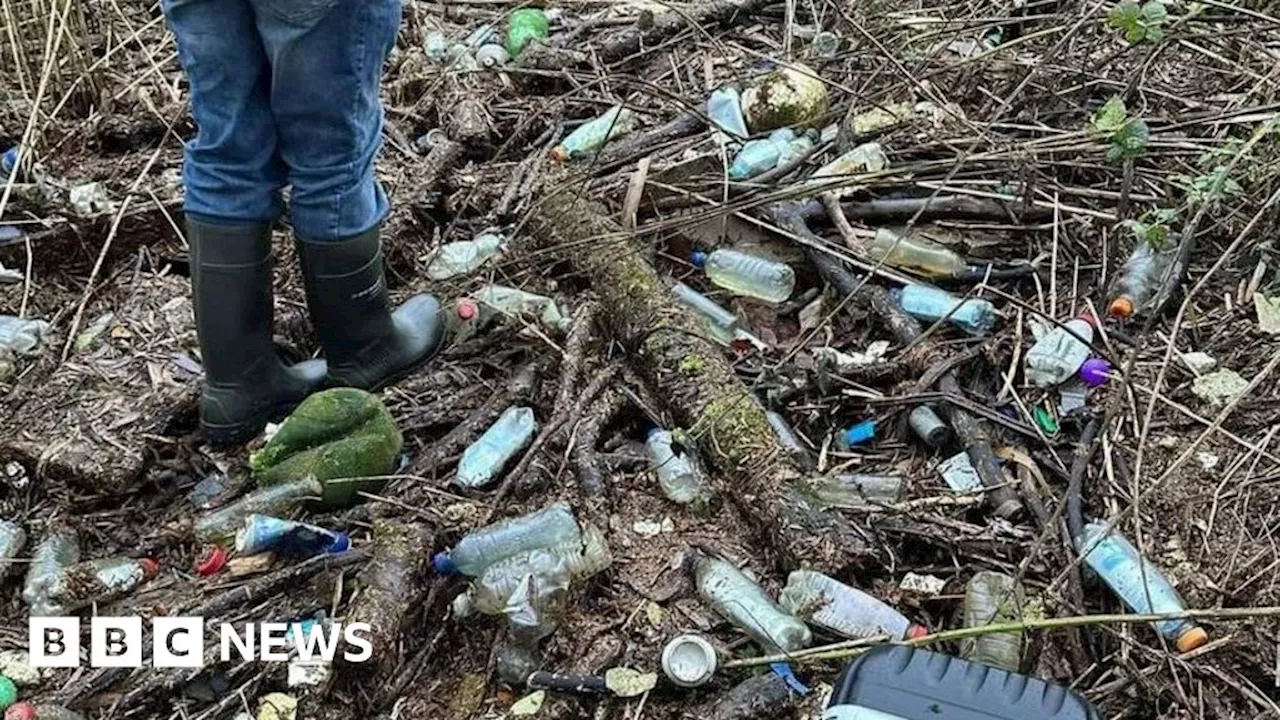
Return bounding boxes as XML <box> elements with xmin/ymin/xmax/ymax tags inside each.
<box><xmin>1176</xmin><ymin>626</ymin><xmax>1208</xmax><ymax>653</ymax></box>
<box><xmin>1108</xmin><ymin>297</ymin><xmax>1135</xmax><ymax>318</ymax></box>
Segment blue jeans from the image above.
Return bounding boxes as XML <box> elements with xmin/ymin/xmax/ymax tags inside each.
<box><xmin>162</xmin><ymin>0</ymin><xmax>397</xmax><ymax>240</ymax></box>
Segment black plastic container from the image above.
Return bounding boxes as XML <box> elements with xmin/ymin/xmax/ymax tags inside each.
<box><xmin>824</xmin><ymin>646</ymin><xmax>1101</xmax><ymax>720</ymax></box>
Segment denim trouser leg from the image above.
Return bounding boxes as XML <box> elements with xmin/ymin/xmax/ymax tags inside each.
<box><xmin>162</xmin><ymin>0</ymin><xmax>284</xmax><ymax>225</ymax></box>
<box><xmin>253</xmin><ymin>0</ymin><xmax>398</xmax><ymax>241</ymax></box>
<box><xmin>163</xmin><ymin>0</ymin><xmax>397</xmax><ymax>240</ymax></box>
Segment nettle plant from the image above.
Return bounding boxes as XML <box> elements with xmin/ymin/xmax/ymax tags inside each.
<box><xmin>1092</xmin><ymin>95</ymin><xmax>1149</xmax><ymax>163</ymax></box>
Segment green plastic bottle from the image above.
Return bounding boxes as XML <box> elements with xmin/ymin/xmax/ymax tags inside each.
<box><xmin>507</xmin><ymin>8</ymin><xmax>549</xmax><ymax>57</ymax></box>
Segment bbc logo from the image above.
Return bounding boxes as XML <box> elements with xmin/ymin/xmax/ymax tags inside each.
<box><xmin>30</xmin><ymin>617</ymin><xmax>204</xmax><ymax>668</ymax></box>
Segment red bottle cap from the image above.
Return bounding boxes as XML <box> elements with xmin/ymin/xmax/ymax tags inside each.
<box><xmin>1107</xmin><ymin>297</ymin><xmax>1134</xmax><ymax>318</ymax></box>
<box><xmin>456</xmin><ymin>298</ymin><xmax>478</xmax><ymax>320</ymax></box>
<box><xmin>5</xmin><ymin>703</ymin><xmax>35</xmax><ymax>720</ymax></box>
<box><xmin>905</xmin><ymin>624</ymin><xmax>929</xmax><ymax>640</ymax></box>
<box><xmin>195</xmin><ymin>546</ymin><xmax>227</xmax><ymax>577</ymax></box>
<box><xmin>137</xmin><ymin>558</ymin><xmax>160</xmax><ymax>578</ymax></box>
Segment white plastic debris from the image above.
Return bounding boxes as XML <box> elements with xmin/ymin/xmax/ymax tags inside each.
<box><xmin>286</xmin><ymin>658</ymin><xmax>331</xmax><ymax>687</ymax></box>
<box><xmin>605</xmin><ymin>667</ymin><xmax>658</xmax><ymax>698</ymax></box>
<box><xmin>0</xmin><ymin>315</ymin><xmax>49</xmax><ymax>382</ymax></box>
<box><xmin>938</xmin><ymin>451</ymin><xmax>982</xmax><ymax>492</ymax></box>
<box><xmin>1180</xmin><ymin>351</ymin><xmax>1217</xmax><ymax>374</ymax></box>
<box><xmin>899</xmin><ymin>572</ymin><xmax>947</xmax><ymax>597</ymax></box>
<box><xmin>1195</xmin><ymin>452</ymin><xmax>1220</xmax><ymax>471</ymax></box>
<box><xmin>0</xmin><ymin>261</ymin><xmax>21</xmax><ymax>284</ymax></box>
<box><xmin>1059</xmin><ymin>377</ymin><xmax>1089</xmax><ymax>414</ymax></box>
<box><xmin>68</xmin><ymin>181</ymin><xmax>113</xmax><ymax>216</ymax></box>
<box><xmin>511</xmin><ymin>690</ymin><xmax>547</xmax><ymax>716</ymax></box>
<box><xmin>0</xmin><ymin>650</ymin><xmax>43</xmax><ymax>686</ymax></box>
<box><xmin>1255</xmin><ymin>293</ymin><xmax>1280</xmax><ymax>335</ymax></box>
<box><xmin>812</xmin><ymin>341</ymin><xmax>890</xmax><ymax>370</ymax></box>
<box><xmin>1191</xmin><ymin>369</ymin><xmax>1249</xmax><ymax>406</ymax></box>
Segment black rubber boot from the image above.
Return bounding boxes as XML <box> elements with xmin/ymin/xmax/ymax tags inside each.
<box><xmin>188</xmin><ymin>216</ymin><xmax>327</xmax><ymax>445</ymax></box>
<box><xmin>295</xmin><ymin>226</ymin><xmax>443</xmax><ymax>390</ymax></box>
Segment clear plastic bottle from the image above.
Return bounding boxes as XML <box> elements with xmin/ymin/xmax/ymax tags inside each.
<box><xmin>694</xmin><ymin>555</ymin><xmax>812</xmax><ymax>653</ymax></box>
<box><xmin>961</xmin><ymin>571</ymin><xmax>1025</xmax><ymax>671</ymax></box>
<box><xmin>890</xmin><ymin>284</ymin><xmax>996</xmax><ymax>336</ymax></box>
<box><xmin>22</xmin><ymin>529</ymin><xmax>80</xmax><ymax>608</ymax></box>
<box><xmin>1108</xmin><ymin>240</ymin><xmax>1178</xmax><ymax>318</ymax></box>
<box><xmin>552</xmin><ymin>106</ymin><xmax>637</xmax><ymax>161</ymax></box>
<box><xmin>462</xmin><ymin>523</ymin><xmax>611</xmax><ymax>616</ymax></box>
<box><xmin>194</xmin><ymin>476</ymin><xmax>324</xmax><ymax>546</ymax></box>
<box><xmin>766</xmin><ymin>411</ymin><xmax>813</xmax><ymax>468</ymax></box>
<box><xmin>728</xmin><ymin>129</ymin><xmax>814</xmax><ymax>181</ymax></box>
<box><xmin>235</xmin><ymin>514</ymin><xmax>350</xmax><ymax>558</ymax></box>
<box><xmin>804</xmin><ymin>474</ymin><xmax>903</xmax><ymax>508</ymax></box>
<box><xmin>669</xmin><ymin>282</ymin><xmax>739</xmax><ymax>344</ymax></box>
<box><xmin>707</xmin><ymin>87</ymin><xmax>749</xmax><ymax>140</ymax></box>
<box><xmin>1024</xmin><ymin>315</ymin><xmax>1094</xmax><ymax>388</ymax></box>
<box><xmin>780</xmin><ymin>570</ymin><xmax>924</xmax><ymax>641</ymax></box>
<box><xmin>1076</xmin><ymin>521</ymin><xmax>1208</xmax><ymax>652</ymax></box>
<box><xmin>456</xmin><ymin>406</ymin><xmax>538</xmax><ymax>488</ymax></box>
<box><xmin>868</xmin><ymin>228</ymin><xmax>968</xmax><ymax>278</ymax></box>
<box><xmin>434</xmin><ymin>502</ymin><xmax>581</xmax><ymax>577</ymax></box>
<box><xmin>39</xmin><ymin>557</ymin><xmax>159</xmax><ymax>615</ymax></box>
<box><xmin>473</xmin><ymin>285</ymin><xmax>570</xmax><ymax>333</ymax></box>
<box><xmin>0</xmin><ymin>519</ymin><xmax>25</xmax><ymax>585</ymax></box>
<box><xmin>695</xmin><ymin>248</ymin><xmax>796</xmax><ymax>304</ymax></box>
<box><xmin>645</xmin><ymin>428</ymin><xmax>714</xmax><ymax>505</ymax></box>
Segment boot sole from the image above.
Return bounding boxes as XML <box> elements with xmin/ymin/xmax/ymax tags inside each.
<box><xmin>200</xmin><ymin>400</ymin><xmax>304</xmax><ymax>446</ymax></box>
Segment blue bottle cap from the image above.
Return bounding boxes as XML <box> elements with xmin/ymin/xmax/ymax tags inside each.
<box><xmin>769</xmin><ymin>662</ymin><xmax>810</xmax><ymax>695</ymax></box>
<box><xmin>327</xmin><ymin>532</ymin><xmax>351</xmax><ymax>554</ymax></box>
<box><xmin>841</xmin><ymin>419</ymin><xmax>876</xmax><ymax>447</ymax></box>
<box><xmin>690</xmin><ymin>250</ymin><xmax>708</xmax><ymax>268</ymax></box>
<box><xmin>432</xmin><ymin>552</ymin><xmax>458</xmax><ymax>575</ymax></box>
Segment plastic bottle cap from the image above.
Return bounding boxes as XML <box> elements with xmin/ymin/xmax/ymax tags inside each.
<box><xmin>456</xmin><ymin>298</ymin><xmax>478</xmax><ymax>320</ymax></box>
<box><xmin>432</xmin><ymin>552</ymin><xmax>458</xmax><ymax>575</ymax></box>
<box><xmin>1080</xmin><ymin>357</ymin><xmax>1111</xmax><ymax>387</ymax></box>
<box><xmin>661</xmin><ymin>634</ymin><xmax>717</xmax><ymax>687</ymax></box>
<box><xmin>327</xmin><ymin>533</ymin><xmax>351</xmax><ymax>554</ymax></box>
<box><xmin>1176</xmin><ymin>626</ymin><xmax>1209</xmax><ymax>653</ymax></box>
<box><xmin>841</xmin><ymin>419</ymin><xmax>877</xmax><ymax>447</ymax></box>
<box><xmin>905</xmin><ymin>624</ymin><xmax>929</xmax><ymax>640</ymax></box>
<box><xmin>3</xmin><ymin>702</ymin><xmax>33</xmax><ymax>720</ymax></box>
<box><xmin>689</xmin><ymin>250</ymin><xmax>708</xmax><ymax>268</ymax></box>
<box><xmin>195</xmin><ymin>546</ymin><xmax>228</xmax><ymax>577</ymax></box>
<box><xmin>138</xmin><ymin>558</ymin><xmax>160</xmax><ymax>578</ymax></box>
<box><xmin>0</xmin><ymin>676</ymin><xmax>16</xmax><ymax>711</ymax></box>
<box><xmin>1107</xmin><ymin>297</ymin><xmax>1135</xmax><ymax>318</ymax></box>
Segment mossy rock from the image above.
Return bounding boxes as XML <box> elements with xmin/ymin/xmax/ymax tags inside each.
<box><xmin>250</xmin><ymin>388</ymin><xmax>403</xmax><ymax>506</ymax></box>
<box><xmin>741</xmin><ymin>64</ymin><xmax>830</xmax><ymax>133</ymax></box>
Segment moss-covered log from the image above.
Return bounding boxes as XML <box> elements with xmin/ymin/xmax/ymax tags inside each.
<box><xmin>339</xmin><ymin>520</ymin><xmax>433</xmax><ymax>679</ymax></box>
<box><xmin>526</xmin><ymin>181</ymin><xmax>876</xmax><ymax>573</ymax></box>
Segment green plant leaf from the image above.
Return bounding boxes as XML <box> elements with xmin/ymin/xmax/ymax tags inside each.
<box><xmin>1141</xmin><ymin>1</ymin><xmax>1168</xmax><ymax>22</ymax></box>
<box><xmin>1108</xmin><ymin>1</ymin><xmax>1142</xmax><ymax>37</ymax></box>
<box><xmin>1092</xmin><ymin>95</ymin><xmax>1129</xmax><ymax>133</ymax></box>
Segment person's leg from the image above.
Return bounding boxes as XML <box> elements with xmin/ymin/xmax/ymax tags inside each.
<box><xmin>162</xmin><ymin>0</ymin><xmax>325</xmax><ymax>444</ymax></box>
<box><xmin>254</xmin><ymin>0</ymin><xmax>442</xmax><ymax>391</ymax></box>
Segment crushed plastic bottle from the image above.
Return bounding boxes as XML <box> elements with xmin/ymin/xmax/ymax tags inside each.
<box><xmin>692</xmin><ymin>248</ymin><xmax>796</xmax><ymax>304</ymax></box>
<box><xmin>433</xmin><ymin>502</ymin><xmax>581</xmax><ymax>577</ymax></box>
<box><xmin>890</xmin><ymin>284</ymin><xmax>996</xmax><ymax>335</ymax></box>
<box><xmin>473</xmin><ymin>285</ymin><xmax>570</xmax><ymax>333</ymax></box>
<box><xmin>22</xmin><ymin>529</ymin><xmax>80</xmax><ymax>610</ymax></box>
<box><xmin>551</xmin><ymin>106</ymin><xmax>637</xmax><ymax>162</ymax></box>
<box><xmin>961</xmin><ymin>571</ymin><xmax>1025</xmax><ymax>671</ymax></box>
<box><xmin>1025</xmin><ymin>314</ymin><xmax>1095</xmax><ymax>388</ymax></box>
<box><xmin>804</xmin><ymin>474</ymin><xmax>902</xmax><ymax>508</ymax></box>
<box><xmin>235</xmin><ymin>514</ymin><xmax>350</xmax><ymax>558</ymax></box>
<box><xmin>693</xmin><ymin>554</ymin><xmax>812</xmax><ymax>653</ymax></box>
<box><xmin>728</xmin><ymin>128</ymin><xmax>813</xmax><ymax>181</ymax></box>
<box><xmin>810</xmin><ymin>142</ymin><xmax>889</xmax><ymax>187</ymax></box>
<box><xmin>766</xmin><ymin>411</ymin><xmax>813</xmax><ymax>468</ymax></box>
<box><xmin>1076</xmin><ymin>521</ymin><xmax>1208</xmax><ymax>652</ymax></box>
<box><xmin>645</xmin><ymin>428</ymin><xmax>713</xmax><ymax>505</ymax></box>
<box><xmin>0</xmin><ymin>520</ymin><xmax>25</xmax><ymax>585</ymax></box>
<box><xmin>869</xmin><ymin>228</ymin><xmax>968</xmax><ymax>278</ymax></box>
<box><xmin>780</xmin><ymin>570</ymin><xmax>926</xmax><ymax>641</ymax></box>
<box><xmin>459</xmin><ymin>522</ymin><xmax>611</xmax><ymax>618</ymax></box>
<box><xmin>669</xmin><ymin>282</ymin><xmax>739</xmax><ymax>344</ymax></box>
<box><xmin>0</xmin><ymin>316</ymin><xmax>49</xmax><ymax>382</ymax></box>
<box><xmin>39</xmin><ymin>557</ymin><xmax>159</xmax><ymax>615</ymax></box>
<box><xmin>507</xmin><ymin>8</ymin><xmax>549</xmax><ymax>57</ymax></box>
<box><xmin>707</xmin><ymin>87</ymin><xmax>749</xmax><ymax>140</ymax></box>
<box><xmin>1108</xmin><ymin>239</ymin><xmax>1179</xmax><ymax>319</ymax></box>
<box><xmin>194</xmin><ymin>476</ymin><xmax>324</xmax><ymax>546</ymax></box>
<box><xmin>456</xmin><ymin>406</ymin><xmax>538</xmax><ymax>489</ymax></box>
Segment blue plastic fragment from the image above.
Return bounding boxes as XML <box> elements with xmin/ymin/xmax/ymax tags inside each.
<box><xmin>770</xmin><ymin>662</ymin><xmax>810</xmax><ymax>695</ymax></box>
<box><xmin>839</xmin><ymin>419</ymin><xmax>877</xmax><ymax>448</ymax></box>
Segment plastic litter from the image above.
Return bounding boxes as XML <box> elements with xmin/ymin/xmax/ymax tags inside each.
<box><xmin>836</xmin><ymin>419</ymin><xmax>876</xmax><ymax>448</ymax></box>
<box><xmin>22</xmin><ymin>529</ymin><xmax>80</xmax><ymax>612</ymax></box>
<box><xmin>1080</xmin><ymin>357</ymin><xmax>1111</xmax><ymax>387</ymax></box>
<box><xmin>1191</xmin><ymin>368</ymin><xmax>1249</xmax><ymax>406</ymax></box>
<box><xmin>938</xmin><ymin>451</ymin><xmax>982</xmax><ymax>492</ymax></box>
<box><xmin>194</xmin><ymin>476</ymin><xmax>324</xmax><ymax>546</ymax></box>
<box><xmin>1180</xmin><ymin>351</ymin><xmax>1216</xmax><ymax>374</ymax></box>
<box><xmin>1059</xmin><ymin>378</ymin><xmax>1089</xmax><ymax>414</ymax></box>
<box><xmin>0</xmin><ymin>520</ymin><xmax>25</xmax><ymax>585</ymax></box>
<box><xmin>39</xmin><ymin>557</ymin><xmax>159</xmax><ymax>615</ymax></box>
<box><xmin>473</xmin><ymin>284</ymin><xmax>570</xmax><ymax>333</ymax></box>
<box><xmin>0</xmin><ymin>316</ymin><xmax>49</xmax><ymax>383</ymax></box>
<box><xmin>803</xmin><ymin>473</ymin><xmax>902</xmax><ymax>508</ymax></box>
<box><xmin>0</xmin><ymin>677</ymin><xmax>14</xmax><ymax>711</ymax></box>
<box><xmin>1034</xmin><ymin>406</ymin><xmax>1059</xmax><ymax>435</ymax></box>
<box><xmin>1107</xmin><ymin>239</ymin><xmax>1179</xmax><ymax>318</ymax></box>
<box><xmin>661</xmin><ymin>634</ymin><xmax>718</xmax><ymax>688</ymax></box>
<box><xmin>1255</xmin><ymin>292</ymin><xmax>1280</xmax><ymax>334</ymax></box>
<box><xmin>809</xmin><ymin>142</ymin><xmax>888</xmax><ymax>194</ymax></box>
<box><xmin>907</xmin><ymin>406</ymin><xmax>950</xmax><ymax>448</ymax></box>
<box><xmin>890</xmin><ymin>284</ymin><xmax>996</xmax><ymax>335</ymax></box>
<box><xmin>707</xmin><ymin>87</ymin><xmax>749</xmax><ymax>140</ymax></box>
<box><xmin>692</xmin><ymin>248</ymin><xmax>795</xmax><ymax>303</ymax></box>
<box><xmin>256</xmin><ymin>693</ymin><xmax>297</xmax><ymax>720</ymax></box>
<box><xmin>195</xmin><ymin>546</ymin><xmax>228</xmax><ymax>576</ymax></box>
<box><xmin>1025</xmin><ymin>314</ymin><xmax>1095</xmax><ymax>388</ymax></box>
<box><xmin>506</xmin><ymin>8</ymin><xmax>549</xmax><ymax>57</ymax></box>
<box><xmin>0</xmin><ymin>653</ymin><xmax>39</xmax><ymax>688</ymax></box>
<box><xmin>234</xmin><ymin>514</ymin><xmax>350</xmax><ymax>558</ymax></box>
<box><xmin>693</xmin><ymin>554</ymin><xmax>811</xmax><ymax>653</ymax></box>
<box><xmin>669</xmin><ymin>282</ymin><xmax>739</xmax><ymax>344</ymax></box>
<box><xmin>67</xmin><ymin>182</ymin><xmax>111</xmax><ymax>216</ymax></box>
<box><xmin>425</xmin><ymin>231</ymin><xmax>505</xmax><ymax>280</ymax></box>
<box><xmin>475</xmin><ymin>43</ymin><xmax>510</xmax><ymax>67</ymax></box>
<box><xmin>727</xmin><ymin>128</ymin><xmax>813</xmax><ymax>180</ymax></box>
<box><xmin>1</xmin><ymin>147</ymin><xmax>20</xmax><ymax>180</ymax></box>
<box><xmin>869</xmin><ymin>228</ymin><xmax>967</xmax><ymax>278</ymax></box>
<box><xmin>826</xmin><ymin>646</ymin><xmax>1102</xmax><ymax>720</ymax></box>
<box><xmin>645</xmin><ymin>428</ymin><xmax>714</xmax><ymax>505</ymax></box>
<box><xmin>780</xmin><ymin>570</ymin><xmax>925</xmax><ymax>641</ymax></box>
<box><xmin>961</xmin><ymin>571</ymin><xmax>1026</xmax><ymax>671</ymax></box>
<box><xmin>425</xmin><ymin>31</ymin><xmax>447</xmax><ymax>60</ymax></box>
<box><xmin>456</xmin><ymin>406</ymin><xmax>538</xmax><ymax>488</ymax></box>
<box><xmin>552</xmin><ymin>106</ymin><xmax>637</xmax><ymax>162</ymax></box>
<box><xmin>433</xmin><ymin>502</ymin><xmax>581</xmax><ymax>577</ymax></box>
<box><xmin>1076</xmin><ymin>521</ymin><xmax>1208</xmax><ymax>652</ymax></box>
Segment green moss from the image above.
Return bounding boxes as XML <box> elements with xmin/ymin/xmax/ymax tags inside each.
<box><xmin>699</xmin><ymin>393</ymin><xmax>772</xmax><ymax>466</ymax></box>
<box><xmin>252</xmin><ymin>388</ymin><xmax>403</xmax><ymax>506</ymax></box>
<box><xmin>678</xmin><ymin>355</ymin><xmax>708</xmax><ymax>374</ymax></box>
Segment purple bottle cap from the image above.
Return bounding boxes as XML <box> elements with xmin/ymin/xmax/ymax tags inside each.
<box><xmin>1080</xmin><ymin>357</ymin><xmax>1110</xmax><ymax>387</ymax></box>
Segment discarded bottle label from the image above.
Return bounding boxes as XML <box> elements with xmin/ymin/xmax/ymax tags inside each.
<box><xmin>235</xmin><ymin>514</ymin><xmax>350</xmax><ymax>558</ymax></box>
<box><xmin>938</xmin><ymin>452</ymin><xmax>982</xmax><ymax>492</ymax></box>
